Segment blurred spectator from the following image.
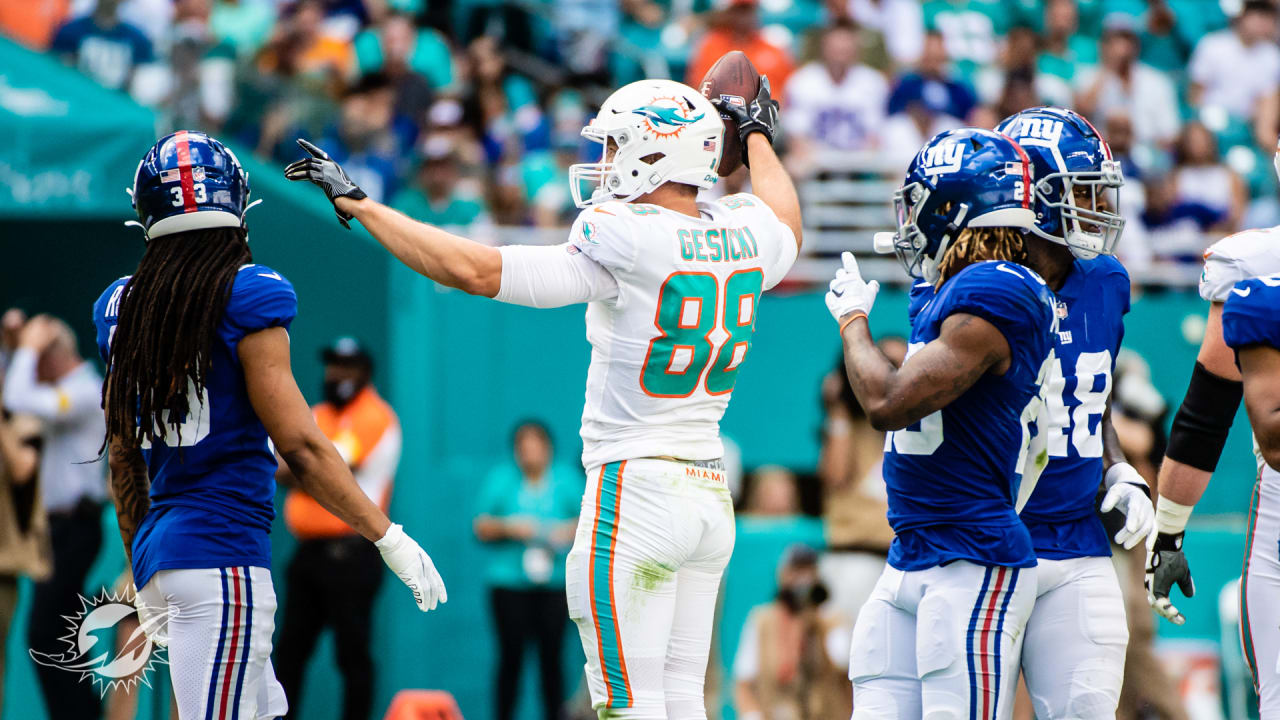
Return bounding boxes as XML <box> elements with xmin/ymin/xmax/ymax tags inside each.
<box><xmin>50</xmin><ymin>0</ymin><xmax>154</xmax><ymax>93</ymax></box>
<box><xmin>880</xmin><ymin>87</ymin><xmax>963</xmax><ymax>174</ymax></box>
<box><xmin>318</xmin><ymin>73</ymin><xmax>409</xmax><ymax>203</ymax></box>
<box><xmin>475</xmin><ymin>420</ymin><xmax>580</xmax><ymax>720</ymax></box>
<box><xmin>353</xmin><ymin>10</ymin><xmax>452</xmax><ymax>106</ymax></box>
<box><xmin>3</xmin><ymin>314</ymin><xmax>106</xmax><ymax>720</ymax></box>
<box><xmin>210</xmin><ymin>0</ymin><xmax>277</xmax><ymax>58</ymax></box>
<box><xmin>0</xmin><ymin>310</ymin><xmax>52</xmax><ymax>716</ymax></box>
<box><xmin>1136</xmin><ymin>0</ymin><xmax>1196</xmax><ymax>73</ymax></box>
<box><xmin>686</xmin><ymin>0</ymin><xmax>795</xmax><ymax>94</ymax></box>
<box><xmin>392</xmin><ymin>139</ymin><xmax>492</xmax><ymax>229</ymax></box>
<box><xmin>1171</xmin><ymin>121</ymin><xmax>1246</xmax><ymax>233</ymax></box>
<box><xmin>976</xmin><ymin>25</ymin><xmax>1072</xmax><ymax>111</ymax></box>
<box><xmin>154</xmin><ymin>0</ymin><xmax>236</xmax><ymax>130</ymax></box>
<box><xmin>1103</xmin><ymin>110</ymin><xmax>1155</xmax><ymax>275</ymax></box>
<box><xmin>1189</xmin><ymin>0</ymin><xmax>1280</xmax><ymax>124</ymax></box>
<box><xmin>786</xmin><ymin>20</ymin><xmax>888</xmax><ymax>164</ymax></box>
<box><xmin>743</xmin><ymin>466</ymin><xmax>801</xmax><ymax>517</ymax></box>
<box><xmin>0</xmin><ymin>0</ymin><xmax>71</xmax><ymax>49</ymax></box>
<box><xmin>816</xmin><ymin>342</ymin><xmax>902</xmax><ymax>626</ymax></box>
<box><xmin>256</xmin><ymin>0</ymin><xmax>352</xmax><ymax>85</ymax></box>
<box><xmin>1037</xmin><ymin>0</ymin><xmax>1097</xmax><ymax>82</ymax></box>
<box><xmin>276</xmin><ymin>338</ymin><xmax>400</xmax><ymax>720</ymax></box>
<box><xmin>1074</xmin><ymin>15</ymin><xmax>1180</xmax><ymax>148</ymax></box>
<box><xmin>733</xmin><ymin>544</ymin><xmax>851</xmax><ymax>720</ymax></box>
<box><xmin>921</xmin><ymin>0</ymin><xmax>1005</xmax><ymax>74</ymax></box>
<box><xmin>1141</xmin><ymin>173</ymin><xmax>1221</xmax><ymax>262</ymax></box>
<box><xmin>846</xmin><ymin>0</ymin><xmax>925</xmax><ymax>67</ymax></box>
<box><xmin>887</xmin><ymin>32</ymin><xmax>976</xmax><ymax>123</ymax></box>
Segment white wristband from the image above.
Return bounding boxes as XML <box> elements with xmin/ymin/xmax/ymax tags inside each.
<box><xmin>1154</xmin><ymin>496</ymin><xmax>1194</xmax><ymax>535</ymax></box>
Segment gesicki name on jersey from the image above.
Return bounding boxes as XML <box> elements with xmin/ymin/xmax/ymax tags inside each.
<box><xmin>676</xmin><ymin>226</ymin><xmax>761</xmax><ymax>263</ymax></box>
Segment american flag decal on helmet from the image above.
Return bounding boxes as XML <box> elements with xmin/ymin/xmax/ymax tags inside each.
<box><xmin>704</xmin><ymin>138</ymin><xmax>717</xmax><ymax>152</ymax></box>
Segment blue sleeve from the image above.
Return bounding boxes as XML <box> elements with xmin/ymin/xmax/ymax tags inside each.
<box><xmin>92</xmin><ymin>279</ymin><xmax>128</xmax><ymax>364</ymax></box>
<box><xmin>223</xmin><ymin>265</ymin><xmax>298</xmax><ymax>344</ymax></box>
<box><xmin>940</xmin><ymin>262</ymin><xmax>1053</xmax><ymax>362</ymax></box>
<box><xmin>1095</xmin><ymin>254</ymin><xmax>1131</xmax><ymax>358</ymax></box>
<box><xmin>907</xmin><ymin>280</ymin><xmax>935</xmax><ymax>324</ymax></box>
<box><xmin>1223</xmin><ymin>279</ymin><xmax>1280</xmax><ymax>351</ymax></box>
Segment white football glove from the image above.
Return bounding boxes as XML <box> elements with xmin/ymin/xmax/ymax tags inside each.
<box><xmin>376</xmin><ymin>523</ymin><xmax>447</xmax><ymax>612</ymax></box>
<box><xmin>825</xmin><ymin>252</ymin><xmax>880</xmax><ymax>324</ymax></box>
<box><xmin>1100</xmin><ymin>463</ymin><xmax>1157</xmax><ymax>550</ymax></box>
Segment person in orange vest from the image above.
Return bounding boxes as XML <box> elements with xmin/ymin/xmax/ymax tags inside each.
<box><xmin>275</xmin><ymin>337</ymin><xmax>402</xmax><ymax>720</ymax></box>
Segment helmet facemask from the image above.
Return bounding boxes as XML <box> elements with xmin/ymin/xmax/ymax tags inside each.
<box><xmin>891</xmin><ymin>180</ymin><xmax>968</xmax><ymax>284</ymax></box>
<box><xmin>1031</xmin><ymin>160</ymin><xmax>1125</xmax><ymax>260</ymax></box>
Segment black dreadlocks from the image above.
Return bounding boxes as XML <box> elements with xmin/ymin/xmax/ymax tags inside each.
<box><xmin>102</xmin><ymin>227</ymin><xmax>251</xmax><ymax>448</ymax></box>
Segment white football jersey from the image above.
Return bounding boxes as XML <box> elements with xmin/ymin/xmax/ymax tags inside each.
<box><xmin>1199</xmin><ymin>226</ymin><xmax>1280</xmax><ymax>302</ymax></box>
<box><xmin>566</xmin><ymin>194</ymin><xmax>798</xmax><ymax>468</ymax></box>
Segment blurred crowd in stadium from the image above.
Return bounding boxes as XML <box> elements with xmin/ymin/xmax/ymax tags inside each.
<box><xmin>5</xmin><ymin>0</ymin><xmax>1280</xmax><ymax>272</ymax></box>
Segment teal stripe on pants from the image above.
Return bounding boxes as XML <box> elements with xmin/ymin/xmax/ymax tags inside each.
<box><xmin>592</xmin><ymin>461</ymin><xmax>631</xmax><ymax>707</ymax></box>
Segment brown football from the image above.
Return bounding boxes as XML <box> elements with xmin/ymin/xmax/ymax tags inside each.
<box><xmin>699</xmin><ymin>50</ymin><xmax>761</xmax><ymax>176</ymax></box>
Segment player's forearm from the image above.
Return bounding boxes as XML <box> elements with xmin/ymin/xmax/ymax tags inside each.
<box><xmin>340</xmin><ymin>197</ymin><xmax>502</xmax><ymax>297</ymax></box>
<box><xmin>745</xmin><ymin>134</ymin><xmax>802</xmax><ymax>250</ymax></box>
<box><xmin>838</xmin><ymin>316</ymin><xmax>908</xmax><ymax>430</ymax></box>
<box><xmin>1155</xmin><ymin>459</ymin><xmax>1211</xmax><ymax>507</ymax></box>
<box><xmin>108</xmin><ymin>442</ymin><xmax>151</xmax><ymax>564</ymax></box>
<box><xmin>281</xmin><ymin>436</ymin><xmax>392</xmax><ymax>542</ymax></box>
<box><xmin>1101</xmin><ymin>403</ymin><xmax>1127</xmax><ymax>472</ymax></box>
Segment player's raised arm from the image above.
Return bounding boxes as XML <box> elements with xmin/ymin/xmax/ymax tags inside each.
<box><xmin>825</xmin><ymin>253</ymin><xmax>1011</xmax><ymax>431</ymax></box>
<box><xmin>285</xmin><ymin>139</ymin><xmax>502</xmax><ymax>297</ymax></box>
<box><xmin>238</xmin><ymin>325</ymin><xmax>447</xmax><ymax>612</ymax></box>
<box><xmin>713</xmin><ymin>78</ymin><xmax>803</xmax><ymax>249</ymax></box>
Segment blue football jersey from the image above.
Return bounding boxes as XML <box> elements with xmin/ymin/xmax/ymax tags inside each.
<box><xmin>885</xmin><ymin>261</ymin><xmax>1056</xmax><ymax>571</ymax></box>
<box><xmin>1224</xmin><ymin>274</ymin><xmax>1280</xmax><ymax>352</ymax></box>
<box><xmin>93</xmin><ymin>264</ymin><xmax>297</xmax><ymax>589</ymax></box>
<box><xmin>1020</xmin><ymin>255</ymin><xmax>1130</xmax><ymax>559</ymax></box>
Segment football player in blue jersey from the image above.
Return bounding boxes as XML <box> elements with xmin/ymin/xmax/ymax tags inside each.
<box><xmin>825</xmin><ymin>127</ymin><xmax>1057</xmax><ymax>719</ymax></box>
<box><xmin>989</xmin><ymin>106</ymin><xmax>1156</xmax><ymax>719</ymax></box>
<box><xmin>1222</xmin><ymin>273</ymin><xmax>1280</xmax><ymax>714</ymax></box>
<box><xmin>95</xmin><ymin>131</ymin><xmax>446</xmax><ymax>720</ymax></box>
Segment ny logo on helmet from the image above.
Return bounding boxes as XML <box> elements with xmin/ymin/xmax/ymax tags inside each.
<box><xmin>1008</xmin><ymin>118</ymin><xmax>1063</xmax><ymax>147</ymax></box>
<box><xmin>920</xmin><ymin>141</ymin><xmax>965</xmax><ymax>176</ymax></box>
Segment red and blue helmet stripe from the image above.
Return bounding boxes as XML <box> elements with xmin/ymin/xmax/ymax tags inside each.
<box><xmin>131</xmin><ymin>131</ymin><xmax>250</xmax><ymax>240</ymax></box>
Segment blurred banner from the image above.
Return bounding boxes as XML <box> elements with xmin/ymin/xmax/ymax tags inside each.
<box><xmin>0</xmin><ymin>37</ymin><xmax>155</xmax><ymax>217</ymax></box>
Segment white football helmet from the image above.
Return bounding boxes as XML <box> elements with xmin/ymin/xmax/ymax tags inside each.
<box><xmin>569</xmin><ymin>79</ymin><xmax>723</xmax><ymax>208</ymax></box>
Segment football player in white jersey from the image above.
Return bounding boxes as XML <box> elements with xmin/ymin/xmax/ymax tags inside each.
<box><xmin>287</xmin><ymin>78</ymin><xmax>802</xmax><ymax>719</ymax></box>
<box><xmin>1145</xmin><ymin>142</ymin><xmax>1280</xmax><ymax>714</ymax></box>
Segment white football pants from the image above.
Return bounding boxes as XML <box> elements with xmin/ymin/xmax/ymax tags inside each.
<box><xmin>566</xmin><ymin>458</ymin><xmax>735</xmax><ymax>720</ymax></box>
<box><xmin>1243</xmin><ymin>470</ymin><xmax>1280</xmax><ymax>718</ymax></box>
<box><xmin>136</xmin><ymin>566</ymin><xmax>288</xmax><ymax>720</ymax></box>
<box><xmin>849</xmin><ymin>561</ymin><xmax>1036</xmax><ymax>720</ymax></box>
<box><xmin>1020</xmin><ymin>555</ymin><xmax>1129</xmax><ymax>719</ymax></box>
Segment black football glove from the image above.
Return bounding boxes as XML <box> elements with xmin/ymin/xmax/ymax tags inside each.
<box><xmin>284</xmin><ymin>138</ymin><xmax>367</xmax><ymax>229</ymax></box>
<box><xmin>1145</xmin><ymin>530</ymin><xmax>1194</xmax><ymax>625</ymax></box>
<box><xmin>711</xmin><ymin>75</ymin><xmax>780</xmax><ymax>168</ymax></box>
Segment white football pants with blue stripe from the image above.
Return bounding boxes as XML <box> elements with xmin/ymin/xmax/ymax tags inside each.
<box><xmin>1242</xmin><ymin>470</ymin><xmax>1280</xmax><ymax>717</ymax></box>
<box><xmin>136</xmin><ymin>566</ymin><xmax>288</xmax><ymax>720</ymax></box>
<box><xmin>1020</xmin><ymin>556</ymin><xmax>1128</xmax><ymax>719</ymax></box>
<box><xmin>566</xmin><ymin>458</ymin><xmax>735</xmax><ymax>719</ymax></box>
<box><xmin>849</xmin><ymin>561</ymin><xmax>1036</xmax><ymax>720</ymax></box>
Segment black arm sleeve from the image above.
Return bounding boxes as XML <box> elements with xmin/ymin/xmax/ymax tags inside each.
<box><xmin>1165</xmin><ymin>361</ymin><xmax>1244</xmax><ymax>472</ymax></box>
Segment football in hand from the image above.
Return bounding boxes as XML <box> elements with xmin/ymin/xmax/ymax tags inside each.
<box><xmin>699</xmin><ymin>51</ymin><xmax>762</xmax><ymax>177</ymax></box>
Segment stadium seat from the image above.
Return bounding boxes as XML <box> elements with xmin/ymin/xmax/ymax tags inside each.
<box><xmin>383</xmin><ymin>689</ymin><xmax>464</xmax><ymax>720</ymax></box>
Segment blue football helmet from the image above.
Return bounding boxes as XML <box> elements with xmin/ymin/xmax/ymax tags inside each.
<box><xmin>884</xmin><ymin>127</ymin><xmax>1037</xmax><ymax>283</ymax></box>
<box><xmin>130</xmin><ymin>131</ymin><xmax>253</xmax><ymax>241</ymax></box>
<box><xmin>995</xmin><ymin>107</ymin><xmax>1124</xmax><ymax>259</ymax></box>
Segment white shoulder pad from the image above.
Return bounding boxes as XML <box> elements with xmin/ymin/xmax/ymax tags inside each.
<box><xmin>712</xmin><ymin>193</ymin><xmax>799</xmax><ymax>290</ymax></box>
<box><xmin>568</xmin><ymin>202</ymin><xmax>639</xmax><ymax>273</ymax></box>
<box><xmin>1200</xmin><ymin>228</ymin><xmax>1280</xmax><ymax>302</ymax></box>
